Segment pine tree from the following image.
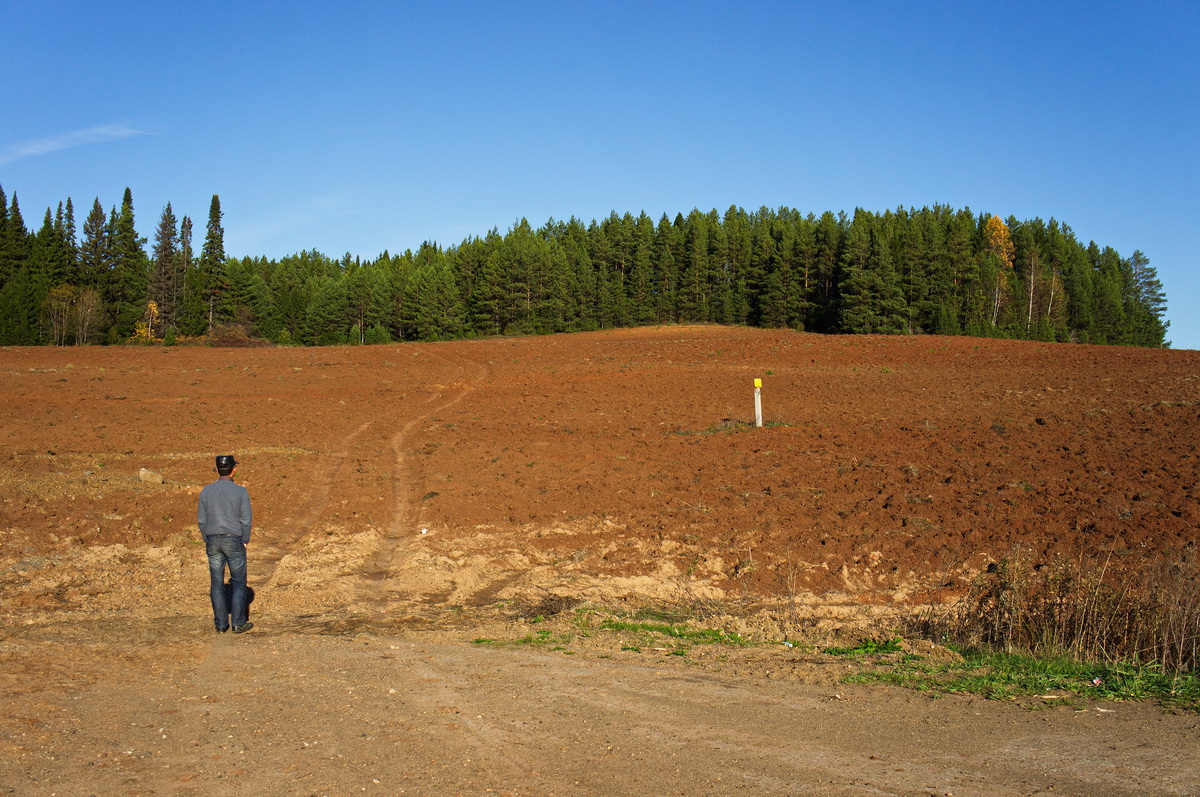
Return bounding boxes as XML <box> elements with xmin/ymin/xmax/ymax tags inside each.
<box><xmin>179</xmin><ymin>215</ymin><xmax>210</xmax><ymax>336</ymax></box>
<box><xmin>0</xmin><ymin>267</ymin><xmax>39</xmax><ymax>344</ymax></box>
<box><xmin>64</xmin><ymin>198</ymin><xmax>77</xmax><ymax>265</ymax></box>
<box><xmin>0</xmin><ymin>190</ymin><xmax>1177</xmax><ymax>349</ymax></box>
<box><xmin>838</xmin><ymin>211</ymin><xmax>908</xmax><ymax>334</ymax></box>
<box><xmin>652</xmin><ymin>214</ymin><xmax>680</xmax><ymax>323</ymax></box>
<box><xmin>227</xmin><ymin>256</ymin><xmax>279</xmax><ymax>339</ymax></box>
<box><xmin>150</xmin><ymin>203</ymin><xmax>180</xmax><ymax>334</ymax></box>
<box><xmin>754</xmin><ymin>221</ymin><xmax>786</xmax><ymax>327</ymax></box>
<box><xmin>561</xmin><ymin>221</ymin><xmax>598</xmax><ymax>331</ymax></box>
<box><xmin>1091</xmin><ymin>246</ymin><xmax>1127</xmax><ymax>344</ymax></box>
<box><xmin>626</xmin><ymin>235</ymin><xmax>656</xmax><ymax>325</ymax></box>
<box><xmin>446</xmin><ymin>236</ymin><xmax>487</xmax><ymax>332</ymax></box>
<box><xmin>811</xmin><ymin>211</ymin><xmax>842</xmax><ymax>331</ymax></box>
<box><xmin>913</xmin><ymin>208</ymin><xmax>953</xmax><ymax>333</ymax></box>
<box><xmin>266</xmin><ymin>250</ymin><xmax>327</xmax><ymax>341</ymax></box>
<box><xmin>344</xmin><ymin>263</ymin><xmax>390</xmax><ymax>342</ymax></box>
<box><xmin>413</xmin><ymin>255</ymin><xmax>465</xmax><ymax>340</ymax></box>
<box><xmin>32</xmin><ymin>207</ymin><xmax>73</xmax><ymax>288</ymax></box>
<box><xmin>0</xmin><ymin>185</ymin><xmax>9</xmax><ymax>289</ymax></box>
<box><xmin>2</xmin><ymin>193</ymin><xmax>30</xmax><ymax>283</ymax></box>
<box><xmin>105</xmin><ymin>188</ymin><xmax>149</xmax><ymax>340</ymax></box>
<box><xmin>199</xmin><ymin>195</ymin><xmax>229</xmax><ymax>331</ymax></box>
<box><xmin>678</xmin><ymin>211</ymin><xmax>712</xmax><ymax>322</ymax></box>
<box><xmin>463</xmin><ymin>242</ymin><xmax>502</xmax><ymax>336</ymax></box>
<box><xmin>304</xmin><ymin>276</ymin><xmax>349</xmax><ymax>345</ymax></box>
<box><xmin>0</xmin><ymin>191</ymin><xmax>36</xmax><ymax>343</ymax></box>
<box><xmin>78</xmin><ymin>198</ymin><xmax>110</xmax><ymax>290</ymax></box>
<box><xmin>1125</xmin><ymin>250</ymin><xmax>1168</xmax><ymax>347</ymax></box>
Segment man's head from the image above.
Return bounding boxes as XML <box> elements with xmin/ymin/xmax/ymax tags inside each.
<box><xmin>215</xmin><ymin>455</ymin><xmax>238</xmax><ymax>477</ymax></box>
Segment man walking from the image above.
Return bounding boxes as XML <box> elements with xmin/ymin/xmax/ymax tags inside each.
<box><xmin>198</xmin><ymin>455</ymin><xmax>253</xmax><ymax>633</ymax></box>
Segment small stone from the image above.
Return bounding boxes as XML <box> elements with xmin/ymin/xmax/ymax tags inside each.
<box><xmin>139</xmin><ymin>468</ymin><xmax>164</xmax><ymax>484</ymax></box>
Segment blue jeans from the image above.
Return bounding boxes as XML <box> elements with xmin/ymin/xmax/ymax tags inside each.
<box><xmin>206</xmin><ymin>536</ymin><xmax>248</xmax><ymax>629</ymax></box>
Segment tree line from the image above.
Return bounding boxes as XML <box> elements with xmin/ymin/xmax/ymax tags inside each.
<box><xmin>0</xmin><ymin>185</ymin><xmax>1170</xmax><ymax>348</ymax></box>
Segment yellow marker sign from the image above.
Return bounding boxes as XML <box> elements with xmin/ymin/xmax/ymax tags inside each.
<box><xmin>754</xmin><ymin>378</ymin><xmax>762</xmax><ymax>388</ymax></box>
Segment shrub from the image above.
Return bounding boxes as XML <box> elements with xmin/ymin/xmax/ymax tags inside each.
<box><xmin>364</xmin><ymin>323</ymin><xmax>392</xmax><ymax>345</ymax></box>
<box><xmin>908</xmin><ymin>549</ymin><xmax>1200</xmax><ymax>674</ymax></box>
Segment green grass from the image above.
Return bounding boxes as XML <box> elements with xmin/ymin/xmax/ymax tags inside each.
<box><xmin>845</xmin><ymin>649</ymin><xmax>1200</xmax><ymax>711</ymax></box>
<box><xmin>514</xmin><ymin>629</ymin><xmax>576</xmax><ymax>648</ymax></box>
<box><xmin>597</xmin><ymin>619</ymin><xmax>748</xmax><ymax>646</ymax></box>
<box><xmin>823</xmin><ymin>636</ymin><xmax>903</xmax><ymax>657</ymax></box>
<box><xmin>471</xmin><ymin>607</ymin><xmax>749</xmax><ymax>660</ymax></box>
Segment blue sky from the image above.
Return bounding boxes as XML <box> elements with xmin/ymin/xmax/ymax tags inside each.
<box><xmin>3</xmin><ymin>1</ymin><xmax>1196</xmax><ymax>346</ymax></box>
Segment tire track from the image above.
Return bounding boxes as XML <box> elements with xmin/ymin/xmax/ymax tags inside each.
<box><xmin>249</xmin><ymin>344</ymin><xmax>489</xmax><ymax>611</ymax></box>
<box><xmin>359</xmin><ymin>346</ymin><xmax>490</xmax><ymax>607</ymax></box>
<box><xmin>254</xmin><ymin>417</ymin><xmax>378</xmax><ymax>586</ymax></box>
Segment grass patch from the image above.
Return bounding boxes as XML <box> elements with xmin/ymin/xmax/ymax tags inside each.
<box><xmin>597</xmin><ymin>619</ymin><xmax>748</xmax><ymax>646</ymax></box>
<box><xmin>845</xmin><ymin>649</ymin><xmax>1200</xmax><ymax>711</ymax></box>
<box><xmin>824</xmin><ymin>636</ymin><xmax>903</xmax><ymax>657</ymax></box>
<box><xmin>868</xmin><ymin>549</ymin><xmax>1200</xmax><ymax>710</ymax></box>
<box><xmin>474</xmin><ymin>628</ymin><xmax>578</xmax><ymax>654</ymax></box>
<box><xmin>477</xmin><ymin>600</ymin><xmax>749</xmax><ymax>659</ymax></box>
<box><xmin>515</xmin><ymin>629</ymin><xmax>575</xmax><ymax>648</ymax></box>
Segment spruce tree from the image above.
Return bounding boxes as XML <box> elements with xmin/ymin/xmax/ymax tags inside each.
<box><xmin>179</xmin><ymin>215</ymin><xmax>210</xmax><ymax>335</ymax></box>
<box><xmin>414</xmin><ymin>255</ymin><xmax>464</xmax><ymax>340</ymax></box>
<box><xmin>562</xmin><ymin>222</ymin><xmax>598</xmax><ymax>331</ymax></box>
<box><xmin>63</xmin><ymin>198</ymin><xmax>77</xmax><ymax>263</ymax></box>
<box><xmin>652</xmin><ymin>214</ymin><xmax>680</xmax><ymax>323</ymax></box>
<box><xmin>838</xmin><ymin>212</ymin><xmax>908</xmax><ymax>334</ymax></box>
<box><xmin>150</xmin><ymin>203</ymin><xmax>180</xmax><ymax>334</ymax></box>
<box><xmin>811</xmin><ymin>211</ymin><xmax>843</xmax><ymax>331</ymax></box>
<box><xmin>304</xmin><ymin>276</ymin><xmax>349</xmax><ymax>345</ymax></box>
<box><xmin>0</xmin><ymin>267</ymin><xmax>39</xmax><ymax>344</ymax></box>
<box><xmin>678</xmin><ymin>211</ymin><xmax>711</xmax><ymax>322</ymax></box>
<box><xmin>78</xmin><ymin>199</ymin><xmax>110</xmax><ymax>289</ymax></box>
<box><xmin>32</xmin><ymin>208</ymin><xmax>73</xmax><ymax>288</ymax></box>
<box><xmin>104</xmin><ymin>188</ymin><xmax>149</xmax><ymax>340</ymax></box>
<box><xmin>786</xmin><ymin>214</ymin><xmax>816</xmax><ymax>329</ymax></box>
<box><xmin>0</xmin><ymin>192</ymin><xmax>36</xmax><ymax>343</ymax></box>
<box><xmin>199</xmin><ymin>195</ymin><xmax>229</xmax><ymax>331</ymax></box>
<box><xmin>344</xmin><ymin>264</ymin><xmax>390</xmax><ymax>342</ymax></box>
<box><xmin>1090</xmin><ymin>246</ymin><xmax>1127</xmax><ymax>344</ymax></box>
<box><xmin>0</xmin><ymin>185</ymin><xmax>9</xmax><ymax>289</ymax></box>
<box><xmin>3</xmin><ymin>193</ymin><xmax>30</xmax><ymax>282</ymax></box>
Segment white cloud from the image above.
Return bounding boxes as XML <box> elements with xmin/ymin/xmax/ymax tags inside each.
<box><xmin>0</xmin><ymin>124</ymin><xmax>149</xmax><ymax>166</ymax></box>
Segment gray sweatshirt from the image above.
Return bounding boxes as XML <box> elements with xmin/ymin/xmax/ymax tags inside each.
<box><xmin>197</xmin><ymin>478</ymin><xmax>252</xmax><ymax>543</ymax></box>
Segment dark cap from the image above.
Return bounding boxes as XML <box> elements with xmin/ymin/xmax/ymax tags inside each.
<box><xmin>215</xmin><ymin>455</ymin><xmax>239</xmax><ymax>470</ymax></box>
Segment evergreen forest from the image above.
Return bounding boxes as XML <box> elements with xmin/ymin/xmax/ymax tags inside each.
<box><xmin>0</xmin><ymin>185</ymin><xmax>1170</xmax><ymax>348</ymax></box>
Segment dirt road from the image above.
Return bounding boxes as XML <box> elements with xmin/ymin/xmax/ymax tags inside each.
<box><xmin>5</xmin><ymin>615</ymin><xmax>1199</xmax><ymax>796</ymax></box>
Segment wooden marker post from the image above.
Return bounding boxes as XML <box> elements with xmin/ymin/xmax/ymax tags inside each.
<box><xmin>754</xmin><ymin>378</ymin><xmax>763</xmax><ymax>428</ymax></box>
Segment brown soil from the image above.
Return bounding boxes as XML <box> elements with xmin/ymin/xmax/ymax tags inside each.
<box><xmin>2</xmin><ymin>326</ymin><xmax>1199</xmax><ymax>795</ymax></box>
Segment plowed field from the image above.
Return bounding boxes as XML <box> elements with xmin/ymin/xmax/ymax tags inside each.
<box><xmin>3</xmin><ymin>326</ymin><xmax>1198</xmax><ymax>795</ymax></box>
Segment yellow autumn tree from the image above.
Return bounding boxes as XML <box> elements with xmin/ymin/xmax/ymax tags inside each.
<box><xmin>984</xmin><ymin>215</ymin><xmax>1014</xmax><ymax>325</ymax></box>
<box><xmin>130</xmin><ymin>300</ymin><xmax>160</xmax><ymax>343</ymax></box>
